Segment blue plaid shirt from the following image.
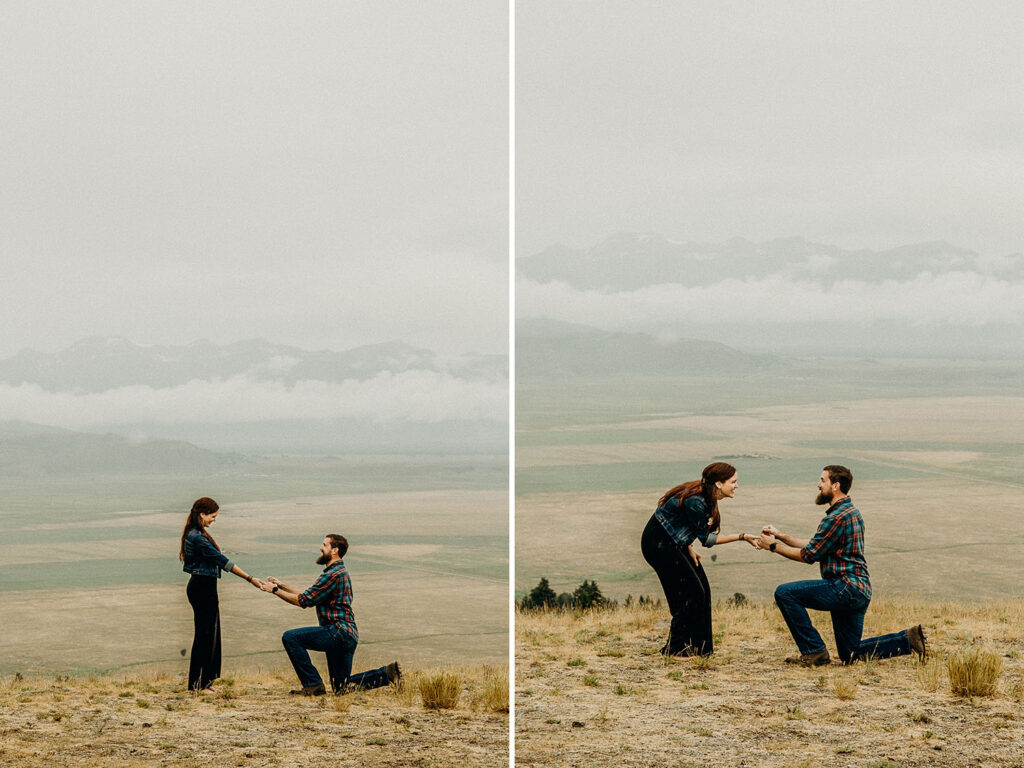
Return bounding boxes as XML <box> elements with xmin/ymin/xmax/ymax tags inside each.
<box><xmin>800</xmin><ymin>496</ymin><xmax>872</xmax><ymax>599</ymax></box>
<box><xmin>653</xmin><ymin>493</ymin><xmax>719</xmax><ymax>549</ymax></box>
<box><xmin>298</xmin><ymin>560</ymin><xmax>359</xmax><ymax>642</ymax></box>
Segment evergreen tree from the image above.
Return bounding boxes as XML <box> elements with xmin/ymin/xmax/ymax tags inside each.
<box><xmin>571</xmin><ymin>579</ymin><xmax>608</xmax><ymax>609</ymax></box>
<box><xmin>522</xmin><ymin>577</ymin><xmax>557</xmax><ymax>609</ymax></box>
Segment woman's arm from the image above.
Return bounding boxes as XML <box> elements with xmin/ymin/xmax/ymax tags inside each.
<box><xmin>715</xmin><ymin>532</ymin><xmax>759</xmax><ymax>546</ymax></box>
<box><xmin>229</xmin><ymin>564</ymin><xmax>265</xmax><ymax>589</ymax></box>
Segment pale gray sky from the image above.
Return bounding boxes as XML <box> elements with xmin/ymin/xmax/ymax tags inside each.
<box><xmin>517</xmin><ymin>1</ymin><xmax>1024</xmax><ymax>259</ymax></box>
<box><xmin>1</xmin><ymin>1</ymin><xmax>508</xmax><ymax>359</ymax></box>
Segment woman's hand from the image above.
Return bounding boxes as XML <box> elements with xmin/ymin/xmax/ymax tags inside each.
<box><xmin>687</xmin><ymin>544</ymin><xmax>702</xmax><ymax>566</ymax></box>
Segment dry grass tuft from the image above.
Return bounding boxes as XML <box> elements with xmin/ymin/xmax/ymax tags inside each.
<box><xmin>831</xmin><ymin>674</ymin><xmax>858</xmax><ymax>700</ymax></box>
<box><xmin>473</xmin><ymin>666</ymin><xmax>509</xmax><ymax>713</ymax></box>
<box><xmin>947</xmin><ymin>646</ymin><xmax>1003</xmax><ymax>697</ymax></box>
<box><xmin>916</xmin><ymin>657</ymin><xmax>944</xmax><ymax>692</ymax></box>
<box><xmin>419</xmin><ymin>669</ymin><xmax>462</xmax><ymax>710</ymax></box>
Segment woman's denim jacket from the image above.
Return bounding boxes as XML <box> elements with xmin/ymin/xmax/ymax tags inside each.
<box><xmin>653</xmin><ymin>493</ymin><xmax>719</xmax><ymax>549</ymax></box>
<box><xmin>182</xmin><ymin>528</ymin><xmax>234</xmax><ymax>578</ymax></box>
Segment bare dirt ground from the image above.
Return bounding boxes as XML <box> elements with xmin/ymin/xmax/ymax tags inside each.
<box><xmin>0</xmin><ymin>664</ymin><xmax>508</xmax><ymax>768</ymax></box>
<box><xmin>515</xmin><ymin>599</ymin><xmax>1024</xmax><ymax>768</ymax></box>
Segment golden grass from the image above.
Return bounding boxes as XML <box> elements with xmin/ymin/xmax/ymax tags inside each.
<box><xmin>473</xmin><ymin>666</ymin><xmax>510</xmax><ymax>713</ymax></box>
<box><xmin>947</xmin><ymin>646</ymin><xmax>1003</xmax><ymax>697</ymax></box>
<box><xmin>830</xmin><ymin>673</ymin><xmax>858</xmax><ymax>700</ymax></box>
<box><xmin>516</xmin><ymin>596</ymin><xmax>1024</xmax><ymax>767</ymax></box>
<box><xmin>419</xmin><ymin>669</ymin><xmax>462</xmax><ymax>710</ymax></box>
<box><xmin>0</xmin><ymin>662</ymin><xmax>509</xmax><ymax>768</ymax></box>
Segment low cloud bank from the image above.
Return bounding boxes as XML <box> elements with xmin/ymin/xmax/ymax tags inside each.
<box><xmin>518</xmin><ymin>272</ymin><xmax>1024</xmax><ymax>329</ymax></box>
<box><xmin>0</xmin><ymin>371</ymin><xmax>507</xmax><ymax>430</ymax></box>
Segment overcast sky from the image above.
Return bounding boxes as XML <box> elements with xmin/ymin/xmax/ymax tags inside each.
<box><xmin>516</xmin><ymin>1</ymin><xmax>1024</xmax><ymax>259</ymax></box>
<box><xmin>1</xmin><ymin>1</ymin><xmax>508</xmax><ymax>360</ymax></box>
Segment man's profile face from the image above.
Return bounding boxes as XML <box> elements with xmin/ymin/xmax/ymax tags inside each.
<box><xmin>815</xmin><ymin>471</ymin><xmax>837</xmax><ymax>505</ymax></box>
<box><xmin>315</xmin><ymin>537</ymin><xmax>337</xmax><ymax>565</ymax></box>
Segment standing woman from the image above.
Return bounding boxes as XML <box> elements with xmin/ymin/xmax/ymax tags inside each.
<box><xmin>640</xmin><ymin>462</ymin><xmax>752</xmax><ymax>656</ymax></box>
<box><xmin>179</xmin><ymin>497</ymin><xmax>263</xmax><ymax>691</ymax></box>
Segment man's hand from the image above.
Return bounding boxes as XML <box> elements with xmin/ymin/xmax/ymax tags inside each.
<box><xmin>687</xmin><ymin>544</ymin><xmax>702</xmax><ymax>566</ymax></box>
<box><xmin>762</xmin><ymin>524</ymin><xmax>780</xmax><ymax>537</ymax></box>
<box><xmin>267</xmin><ymin>577</ymin><xmax>281</xmax><ymax>586</ymax></box>
<box><xmin>757</xmin><ymin>532</ymin><xmax>776</xmax><ymax>551</ymax></box>
<box><xmin>259</xmin><ymin>580</ymin><xmax>275</xmax><ymax>592</ymax></box>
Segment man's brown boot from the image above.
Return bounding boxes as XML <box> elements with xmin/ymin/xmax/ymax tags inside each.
<box><xmin>289</xmin><ymin>683</ymin><xmax>327</xmax><ymax>696</ymax></box>
<box><xmin>785</xmin><ymin>648</ymin><xmax>831</xmax><ymax>667</ymax></box>
<box><xmin>908</xmin><ymin>624</ymin><xmax>928</xmax><ymax>662</ymax></box>
<box><xmin>386</xmin><ymin>661</ymin><xmax>402</xmax><ymax>685</ymax></box>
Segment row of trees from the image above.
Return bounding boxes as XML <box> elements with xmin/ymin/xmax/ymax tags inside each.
<box><xmin>518</xmin><ymin>577</ymin><xmax>661</xmax><ymax>611</ymax></box>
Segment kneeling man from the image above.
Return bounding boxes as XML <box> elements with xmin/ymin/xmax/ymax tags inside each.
<box><xmin>757</xmin><ymin>465</ymin><xmax>927</xmax><ymax>667</ymax></box>
<box><xmin>264</xmin><ymin>534</ymin><xmax>401</xmax><ymax>695</ymax></box>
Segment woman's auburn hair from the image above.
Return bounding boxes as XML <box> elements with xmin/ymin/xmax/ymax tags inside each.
<box><xmin>179</xmin><ymin>497</ymin><xmax>221</xmax><ymax>562</ymax></box>
<box><xmin>658</xmin><ymin>462</ymin><xmax>736</xmax><ymax>535</ymax></box>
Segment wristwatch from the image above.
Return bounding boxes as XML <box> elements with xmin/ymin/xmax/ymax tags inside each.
<box><xmin>272</xmin><ymin>586</ymin><xmax>280</xmax><ymax>594</ymax></box>
<box><xmin>769</xmin><ymin>541</ymin><xmax>778</xmax><ymax>552</ymax></box>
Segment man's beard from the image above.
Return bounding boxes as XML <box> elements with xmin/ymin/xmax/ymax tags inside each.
<box><xmin>316</xmin><ymin>553</ymin><xmax>331</xmax><ymax>565</ymax></box>
<box><xmin>815</xmin><ymin>491</ymin><xmax>832</xmax><ymax>506</ymax></box>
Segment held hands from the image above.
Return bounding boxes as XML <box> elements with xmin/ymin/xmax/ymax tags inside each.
<box><xmin>259</xmin><ymin>579</ymin><xmax>277</xmax><ymax>593</ymax></box>
<box><xmin>756</xmin><ymin>532</ymin><xmax>776</xmax><ymax>551</ymax></box>
<box><xmin>250</xmin><ymin>577</ymin><xmax>267</xmax><ymax>590</ymax></box>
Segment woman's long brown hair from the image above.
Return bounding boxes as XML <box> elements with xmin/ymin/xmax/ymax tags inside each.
<box><xmin>179</xmin><ymin>497</ymin><xmax>221</xmax><ymax>562</ymax></box>
<box><xmin>658</xmin><ymin>462</ymin><xmax>736</xmax><ymax>534</ymax></box>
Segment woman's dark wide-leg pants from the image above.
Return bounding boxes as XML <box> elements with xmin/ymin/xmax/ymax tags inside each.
<box><xmin>641</xmin><ymin>516</ymin><xmax>713</xmax><ymax>656</ymax></box>
<box><xmin>186</xmin><ymin>574</ymin><xmax>222</xmax><ymax>690</ymax></box>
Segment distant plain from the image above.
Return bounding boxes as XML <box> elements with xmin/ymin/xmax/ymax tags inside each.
<box><xmin>0</xmin><ymin>455</ymin><xmax>508</xmax><ymax>677</ymax></box>
<box><xmin>516</xmin><ymin>357</ymin><xmax>1024</xmax><ymax>603</ymax></box>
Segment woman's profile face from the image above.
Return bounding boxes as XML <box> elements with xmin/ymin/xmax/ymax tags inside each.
<box><xmin>199</xmin><ymin>510</ymin><xmax>218</xmax><ymax>527</ymax></box>
<box><xmin>716</xmin><ymin>473</ymin><xmax>739</xmax><ymax>499</ymax></box>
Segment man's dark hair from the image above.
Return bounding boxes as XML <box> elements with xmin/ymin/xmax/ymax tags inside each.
<box><xmin>325</xmin><ymin>534</ymin><xmax>348</xmax><ymax>558</ymax></box>
<box><xmin>823</xmin><ymin>465</ymin><xmax>853</xmax><ymax>494</ymax></box>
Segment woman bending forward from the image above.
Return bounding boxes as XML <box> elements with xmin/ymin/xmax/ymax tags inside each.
<box><xmin>641</xmin><ymin>462</ymin><xmax>754</xmax><ymax>656</ymax></box>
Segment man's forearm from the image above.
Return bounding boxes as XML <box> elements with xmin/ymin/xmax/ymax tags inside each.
<box><xmin>273</xmin><ymin>588</ymin><xmax>302</xmax><ymax>606</ymax></box>
<box><xmin>776</xmin><ymin>532</ymin><xmax>808</xmax><ymax>549</ymax></box>
<box><xmin>772</xmin><ymin>541</ymin><xmax>807</xmax><ymax>562</ymax></box>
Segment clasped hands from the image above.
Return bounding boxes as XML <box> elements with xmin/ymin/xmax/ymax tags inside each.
<box><xmin>247</xmin><ymin>576</ymin><xmax>283</xmax><ymax>592</ymax></box>
<box><xmin>750</xmin><ymin>524</ymin><xmax>779</xmax><ymax>551</ymax></box>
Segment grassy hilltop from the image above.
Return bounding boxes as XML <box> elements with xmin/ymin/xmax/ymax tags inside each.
<box><xmin>0</xmin><ymin>664</ymin><xmax>508</xmax><ymax>768</ymax></box>
<box><xmin>516</xmin><ymin>598</ymin><xmax>1024</xmax><ymax>768</ymax></box>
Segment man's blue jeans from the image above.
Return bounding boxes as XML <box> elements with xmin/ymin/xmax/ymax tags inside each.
<box><xmin>281</xmin><ymin>625</ymin><xmax>389</xmax><ymax>692</ymax></box>
<box><xmin>774</xmin><ymin>579</ymin><xmax>912</xmax><ymax>663</ymax></box>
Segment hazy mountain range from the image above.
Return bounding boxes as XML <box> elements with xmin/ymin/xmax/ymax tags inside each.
<box><xmin>517</xmin><ymin>318</ymin><xmax>778</xmax><ymax>377</ymax></box>
<box><xmin>0</xmin><ymin>338</ymin><xmax>507</xmax><ymax>455</ymax></box>
<box><xmin>518</xmin><ymin>234</ymin><xmax>1023</xmax><ymax>290</ymax></box>
<box><xmin>517</xmin><ymin>234</ymin><xmax>1024</xmax><ymax>357</ymax></box>
<box><xmin>0</xmin><ymin>337</ymin><xmax>505</xmax><ymax>393</ymax></box>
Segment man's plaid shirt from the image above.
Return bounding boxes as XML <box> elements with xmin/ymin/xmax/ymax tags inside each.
<box><xmin>298</xmin><ymin>560</ymin><xmax>359</xmax><ymax>641</ymax></box>
<box><xmin>799</xmin><ymin>496</ymin><xmax>872</xmax><ymax>600</ymax></box>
